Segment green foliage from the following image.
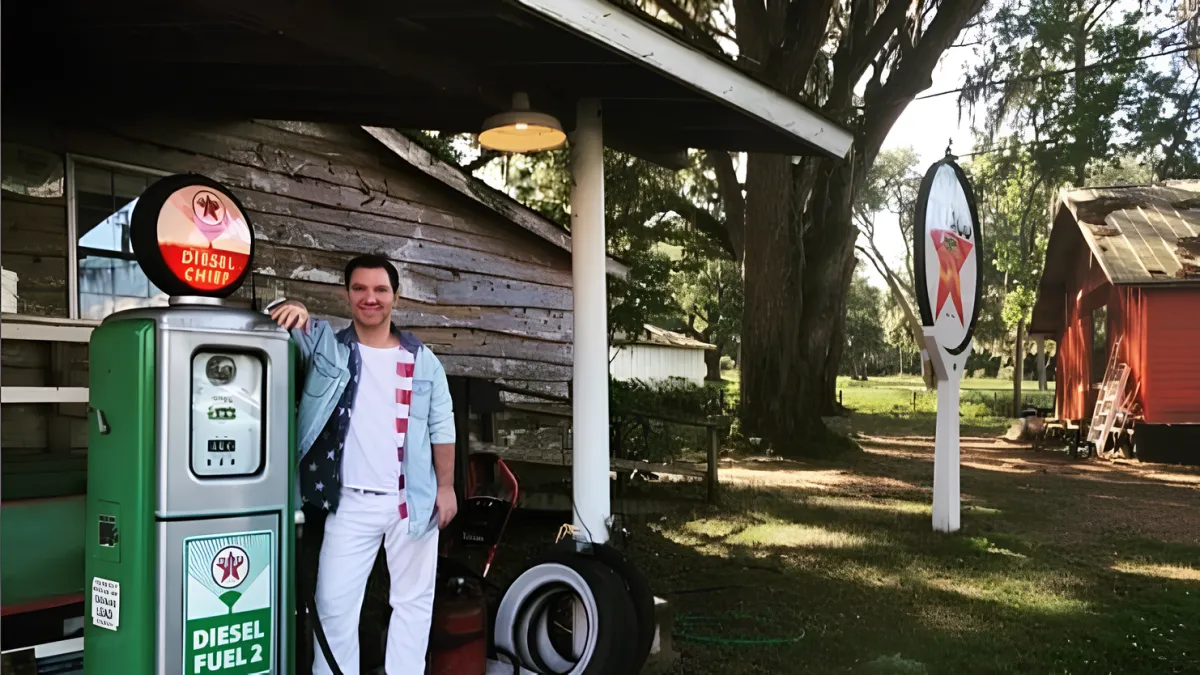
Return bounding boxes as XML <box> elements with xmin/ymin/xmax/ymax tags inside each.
<box><xmin>964</xmin><ymin>1</ymin><xmax>1153</xmax><ymax>183</ymax></box>
<box><xmin>502</xmin><ymin>148</ymin><xmax>734</xmax><ymax>344</ymax></box>
<box><xmin>670</xmin><ymin>257</ymin><xmax>743</xmax><ymax>358</ymax></box>
<box><xmin>610</xmin><ymin>377</ymin><xmax>732</xmax><ymax>463</ymax></box>
<box><xmin>841</xmin><ymin>265</ymin><xmax>889</xmax><ymax>378</ymax></box>
<box><xmin>968</xmin><ymin>1</ymin><xmax>1200</xmax><ymax>183</ymax></box>
<box><xmin>403</xmin><ymin>130</ymin><xmax>464</xmax><ymax>166</ymax></box>
<box><xmin>611</xmin><ymin>377</ymin><xmax>730</xmax><ymax>420</ymax></box>
<box><xmin>1001</xmin><ymin>285</ymin><xmax>1037</xmax><ymax>328</ymax></box>
<box><xmin>964</xmin><ymin>144</ymin><xmax>1053</xmax><ymax>338</ymax></box>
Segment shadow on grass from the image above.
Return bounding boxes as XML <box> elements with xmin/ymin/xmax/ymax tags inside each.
<box><xmin>483</xmin><ymin>419</ymin><xmax>1200</xmax><ymax>675</ymax></box>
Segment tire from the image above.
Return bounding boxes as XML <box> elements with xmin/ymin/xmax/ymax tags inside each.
<box><xmin>535</xmin><ymin>543</ymin><xmax>656</xmax><ymax>673</ymax></box>
<box><xmin>495</xmin><ymin>557</ymin><xmax>639</xmax><ymax>674</ymax></box>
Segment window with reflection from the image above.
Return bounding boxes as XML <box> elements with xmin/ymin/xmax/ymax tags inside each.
<box><xmin>1091</xmin><ymin>305</ymin><xmax>1108</xmax><ymax>385</ymax></box>
<box><xmin>74</xmin><ymin>163</ymin><xmax>168</xmax><ymax>319</ymax></box>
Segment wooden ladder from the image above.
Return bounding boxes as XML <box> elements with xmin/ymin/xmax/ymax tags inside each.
<box><xmin>1085</xmin><ymin>335</ymin><xmax>1129</xmax><ymax>452</ymax></box>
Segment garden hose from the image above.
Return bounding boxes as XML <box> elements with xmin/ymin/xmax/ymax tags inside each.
<box><xmin>673</xmin><ymin>612</ymin><xmax>806</xmax><ymax>646</ymax></box>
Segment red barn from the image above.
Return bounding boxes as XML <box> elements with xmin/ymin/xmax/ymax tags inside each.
<box><xmin>1030</xmin><ymin>181</ymin><xmax>1200</xmax><ymax>463</ymax></box>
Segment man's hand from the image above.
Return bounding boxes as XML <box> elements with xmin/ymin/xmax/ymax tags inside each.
<box><xmin>269</xmin><ymin>300</ymin><xmax>310</xmax><ymax>332</ymax></box>
<box><xmin>435</xmin><ymin>485</ymin><xmax>458</xmax><ymax>529</ymax></box>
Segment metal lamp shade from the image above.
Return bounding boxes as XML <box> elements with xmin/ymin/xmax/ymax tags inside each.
<box><xmin>478</xmin><ymin>110</ymin><xmax>566</xmax><ymax>153</ymax></box>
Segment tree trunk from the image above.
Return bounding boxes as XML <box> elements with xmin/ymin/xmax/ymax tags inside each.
<box><xmin>741</xmin><ymin>155</ymin><xmax>857</xmax><ymax>452</ymax></box>
<box><xmin>1012</xmin><ymin>319</ymin><xmax>1026</xmax><ymax>417</ymax></box>
<box><xmin>704</xmin><ymin>345</ymin><xmax>723</xmax><ymax>382</ymax></box>
<box><xmin>823</xmin><ymin>255</ymin><xmax>857</xmax><ymax>415</ymax></box>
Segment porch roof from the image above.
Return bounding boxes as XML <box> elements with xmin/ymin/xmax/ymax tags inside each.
<box><xmin>3</xmin><ymin>0</ymin><xmax>852</xmax><ymax>159</ymax></box>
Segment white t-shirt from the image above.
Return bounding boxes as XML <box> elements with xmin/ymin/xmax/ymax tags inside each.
<box><xmin>342</xmin><ymin>344</ymin><xmax>402</xmax><ymax>493</ymax></box>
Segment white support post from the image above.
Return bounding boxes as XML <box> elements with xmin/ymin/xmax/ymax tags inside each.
<box><xmin>569</xmin><ymin>99</ymin><xmax>610</xmax><ymax>544</ymax></box>
<box><xmin>924</xmin><ymin>327</ymin><xmax>966</xmax><ymax>534</ymax></box>
<box><xmin>1036</xmin><ymin>335</ymin><xmax>1047</xmax><ymax>391</ymax></box>
<box><xmin>932</xmin><ymin>379</ymin><xmax>961</xmax><ymax>533</ymax></box>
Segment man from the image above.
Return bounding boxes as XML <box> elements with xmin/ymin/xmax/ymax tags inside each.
<box><xmin>268</xmin><ymin>254</ymin><xmax>457</xmax><ymax>674</ymax></box>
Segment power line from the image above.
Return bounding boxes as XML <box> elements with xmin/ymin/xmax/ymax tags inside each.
<box><xmin>915</xmin><ymin>42</ymin><xmax>1199</xmax><ymax>101</ymax></box>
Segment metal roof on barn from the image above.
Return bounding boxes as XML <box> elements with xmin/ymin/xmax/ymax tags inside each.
<box><xmin>612</xmin><ymin>324</ymin><xmax>716</xmax><ymax>350</ymax></box>
<box><xmin>1030</xmin><ymin>180</ymin><xmax>1200</xmax><ymax>335</ymax></box>
<box><xmin>1054</xmin><ymin>181</ymin><xmax>1200</xmax><ymax>284</ymax></box>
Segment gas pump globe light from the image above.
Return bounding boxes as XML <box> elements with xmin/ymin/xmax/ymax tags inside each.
<box><xmin>205</xmin><ymin>355</ymin><xmax>237</xmax><ymax>386</ymax></box>
<box><xmin>478</xmin><ymin>92</ymin><xmax>565</xmax><ymax>153</ymax></box>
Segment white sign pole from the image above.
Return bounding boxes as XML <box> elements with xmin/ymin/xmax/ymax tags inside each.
<box><xmin>925</xmin><ymin>328</ymin><xmax>971</xmax><ymax>533</ymax></box>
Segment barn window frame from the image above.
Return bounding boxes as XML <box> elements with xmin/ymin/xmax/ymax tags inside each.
<box><xmin>65</xmin><ymin>155</ymin><xmax>171</xmax><ymax>319</ymax></box>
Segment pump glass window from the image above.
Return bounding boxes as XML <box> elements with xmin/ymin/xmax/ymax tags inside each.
<box><xmin>74</xmin><ymin>163</ymin><xmax>168</xmax><ymax>319</ymax></box>
<box><xmin>192</xmin><ymin>352</ymin><xmax>264</xmax><ymax>477</ymax></box>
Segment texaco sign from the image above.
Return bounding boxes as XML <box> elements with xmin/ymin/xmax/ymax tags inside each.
<box><xmin>913</xmin><ymin>157</ymin><xmax>983</xmax><ymax>356</ymax></box>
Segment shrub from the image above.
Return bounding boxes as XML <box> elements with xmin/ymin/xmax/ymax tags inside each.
<box><xmin>610</xmin><ymin>377</ymin><xmax>733</xmax><ymax>463</ymax></box>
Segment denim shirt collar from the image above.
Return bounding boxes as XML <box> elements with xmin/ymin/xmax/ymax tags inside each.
<box><xmin>335</xmin><ymin>322</ymin><xmax>424</xmax><ymax>354</ymax></box>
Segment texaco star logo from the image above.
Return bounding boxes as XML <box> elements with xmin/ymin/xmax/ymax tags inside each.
<box><xmin>192</xmin><ymin>190</ymin><xmax>225</xmax><ymax>226</ymax></box>
<box><xmin>211</xmin><ymin>545</ymin><xmax>249</xmax><ymax>589</ymax></box>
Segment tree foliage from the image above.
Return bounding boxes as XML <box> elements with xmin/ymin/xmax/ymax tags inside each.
<box><xmin>963</xmin><ymin>0</ymin><xmax>1199</xmax><ymax>184</ymax></box>
<box><xmin>842</xmin><ymin>263</ymin><xmax>889</xmax><ymax>379</ymax></box>
<box><xmin>500</xmin><ymin>146</ymin><xmax>734</xmax><ymax>345</ymax></box>
<box><xmin>632</xmin><ymin>0</ymin><xmax>985</xmax><ymax>452</ymax></box>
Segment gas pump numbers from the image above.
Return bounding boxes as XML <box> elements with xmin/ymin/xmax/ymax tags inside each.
<box><xmin>191</xmin><ymin>352</ymin><xmax>263</xmax><ymax>477</ymax></box>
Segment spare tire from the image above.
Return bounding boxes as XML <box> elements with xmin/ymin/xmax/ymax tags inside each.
<box><xmin>495</xmin><ymin>556</ymin><xmax>638</xmax><ymax>674</ymax></box>
<box><xmin>534</xmin><ymin>544</ymin><xmax>656</xmax><ymax>673</ymax></box>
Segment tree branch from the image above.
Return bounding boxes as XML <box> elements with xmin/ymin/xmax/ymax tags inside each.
<box><xmin>732</xmin><ymin>0</ymin><xmax>769</xmax><ymax>63</ymax></box>
<box><xmin>861</xmin><ymin>0</ymin><xmax>986</xmax><ymax>164</ymax></box>
<box><xmin>855</xmin><ymin>244</ymin><xmax>933</xmax><ymax>387</ymax></box>
<box><xmin>831</xmin><ymin>0</ymin><xmax>910</xmax><ymax>106</ymax></box>
<box><xmin>771</xmin><ymin>0</ymin><xmax>838</xmax><ymax>91</ymax></box>
<box><xmin>705</xmin><ymin>150</ymin><xmax>746</xmax><ymax>260</ymax></box>
<box><xmin>462</xmin><ymin>150</ymin><xmax>500</xmax><ymax>173</ymax></box>
<box><xmin>1084</xmin><ymin>0</ymin><xmax>1120</xmax><ymax>34</ymax></box>
<box><xmin>652</xmin><ymin>0</ymin><xmax>727</xmax><ymax>53</ymax></box>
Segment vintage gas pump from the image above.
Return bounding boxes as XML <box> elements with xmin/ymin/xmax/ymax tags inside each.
<box><xmin>83</xmin><ymin>174</ymin><xmax>295</xmax><ymax>675</ymax></box>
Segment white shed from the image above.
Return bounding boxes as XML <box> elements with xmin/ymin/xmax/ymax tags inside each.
<box><xmin>609</xmin><ymin>324</ymin><xmax>716</xmax><ymax>386</ymax></box>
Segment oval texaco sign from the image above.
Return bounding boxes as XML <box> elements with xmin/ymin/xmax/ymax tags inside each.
<box><xmin>913</xmin><ymin>158</ymin><xmax>983</xmax><ymax>355</ymax></box>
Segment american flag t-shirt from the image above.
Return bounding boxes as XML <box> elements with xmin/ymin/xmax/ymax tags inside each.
<box><xmin>395</xmin><ymin>346</ymin><xmax>416</xmax><ymax>519</ymax></box>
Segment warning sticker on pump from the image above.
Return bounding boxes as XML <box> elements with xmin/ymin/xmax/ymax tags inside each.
<box><xmin>183</xmin><ymin>531</ymin><xmax>274</xmax><ymax>675</ymax></box>
<box><xmin>91</xmin><ymin>577</ymin><xmax>120</xmax><ymax>630</ymax></box>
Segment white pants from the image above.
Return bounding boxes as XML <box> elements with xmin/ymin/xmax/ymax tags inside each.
<box><xmin>313</xmin><ymin>488</ymin><xmax>439</xmax><ymax>675</ymax></box>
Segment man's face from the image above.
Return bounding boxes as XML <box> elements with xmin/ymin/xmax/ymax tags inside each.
<box><xmin>347</xmin><ymin>266</ymin><xmax>396</xmax><ymax>327</ymax></box>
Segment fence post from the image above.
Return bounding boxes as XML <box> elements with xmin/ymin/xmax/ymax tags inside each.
<box><xmin>912</xmin><ymin>390</ymin><xmax>917</xmax><ymax>412</ymax></box>
<box><xmin>706</xmin><ymin>424</ymin><xmax>720</xmax><ymax>504</ymax></box>
<box><xmin>839</xmin><ymin>390</ymin><xmax>843</xmax><ymax>407</ymax></box>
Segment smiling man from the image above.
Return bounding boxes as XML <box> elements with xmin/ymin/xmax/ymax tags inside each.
<box><xmin>267</xmin><ymin>254</ymin><xmax>456</xmax><ymax>674</ymax></box>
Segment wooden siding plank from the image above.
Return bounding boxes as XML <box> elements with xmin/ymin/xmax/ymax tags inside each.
<box><xmin>234</xmin><ymin>189</ymin><xmax>569</xmax><ymax>268</ymax></box>
<box><xmin>250</xmin><ymin>212</ymin><xmax>573</xmax><ymax>288</ymax></box>
<box><xmin>253</xmin><ymin>277</ymin><xmax>573</xmax><ymax>344</ymax></box>
<box><xmin>252</xmin><ymin>244</ymin><xmax>574</xmax><ymax>310</ymax></box>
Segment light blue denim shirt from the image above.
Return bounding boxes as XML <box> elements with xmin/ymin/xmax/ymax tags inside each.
<box><xmin>273</xmin><ymin>302</ymin><xmax>455</xmax><ymax>535</ymax></box>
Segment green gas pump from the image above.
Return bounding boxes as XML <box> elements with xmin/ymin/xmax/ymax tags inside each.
<box><xmin>83</xmin><ymin>174</ymin><xmax>295</xmax><ymax>675</ymax></box>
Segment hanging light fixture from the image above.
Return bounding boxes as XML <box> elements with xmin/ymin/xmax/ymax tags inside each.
<box><xmin>478</xmin><ymin>92</ymin><xmax>566</xmax><ymax>153</ymax></box>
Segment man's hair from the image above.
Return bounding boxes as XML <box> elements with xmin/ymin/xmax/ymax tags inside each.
<box><xmin>344</xmin><ymin>254</ymin><xmax>399</xmax><ymax>293</ymax></box>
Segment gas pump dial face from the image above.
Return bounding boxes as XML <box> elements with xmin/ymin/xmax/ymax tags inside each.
<box><xmin>191</xmin><ymin>351</ymin><xmax>263</xmax><ymax>477</ymax></box>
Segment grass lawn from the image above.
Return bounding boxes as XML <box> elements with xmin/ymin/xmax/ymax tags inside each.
<box><xmin>489</xmin><ymin>375</ymin><xmax>1200</xmax><ymax>675</ymax></box>
<box><xmin>833</xmin><ymin>374</ymin><xmax>1055</xmax><ymax>438</ymax></box>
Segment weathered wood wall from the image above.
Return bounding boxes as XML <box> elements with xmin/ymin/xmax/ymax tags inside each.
<box><xmin>1</xmin><ymin>117</ymin><xmax>576</xmax><ymax>395</ymax></box>
<box><xmin>0</xmin><ymin>338</ymin><xmax>90</xmax><ymax>498</ymax></box>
